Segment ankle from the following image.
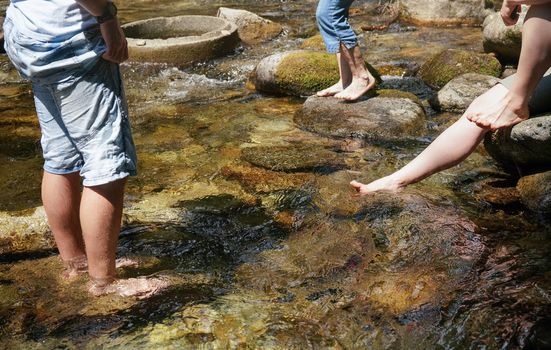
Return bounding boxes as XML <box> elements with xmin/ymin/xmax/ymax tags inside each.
<box><xmin>62</xmin><ymin>255</ymin><xmax>88</xmax><ymax>278</ymax></box>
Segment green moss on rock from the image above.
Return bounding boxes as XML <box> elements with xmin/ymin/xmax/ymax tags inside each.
<box><xmin>275</xmin><ymin>51</ymin><xmax>381</xmax><ymax>96</ymax></box>
<box><xmin>300</xmin><ymin>35</ymin><xmax>326</xmax><ymax>50</ymax></box>
<box><xmin>418</xmin><ymin>49</ymin><xmax>502</xmax><ymax>89</ymax></box>
<box><xmin>374</xmin><ymin>89</ymin><xmax>422</xmax><ymax>106</ymax></box>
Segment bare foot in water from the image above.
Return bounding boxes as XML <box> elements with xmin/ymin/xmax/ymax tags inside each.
<box><xmin>350</xmin><ymin>177</ymin><xmax>404</xmax><ymax>195</ymax></box>
<box><xmin>466</xmin><ymin>92</ymin><xmax>529</xmax><ymax>130</ymax></box>
<box><xmin>316</xmin><ymin>81</ymin><xmax>346</xmax><ymax>97</ymax></box>
<box><xmin>62</xmin><ymin>257</ymin><xmax>140</xmax><ymax>280</ymax></box>
<box><xmin>335</xmin><ymin>74</ymin><xmax>376</xmax><ymax>101</ymax></box>
<box><xmin>89</xmin><ymin>276</ymin><xmax>170</xmax><ymax>298</ymax></box>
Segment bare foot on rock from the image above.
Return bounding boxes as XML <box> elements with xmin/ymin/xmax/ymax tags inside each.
<box><xmin>466</xmin><ymin>92</ymin><xmax>529</xmax><ymax>130</ymax></box>
<box><xmin>335</xmin><ymin>74</ymin><xmax>376</xmax><ymax>101</ymax></box>
<box><xmin>89</xmin><ymin>276</ymin><xmax>170</xmax><ymax>299</ymax></box>
<box><xmin>350</xmin><ymin>177</ymin><xmax>404</xmax><ymax>195</ymax></box>
<box><xmin>317</xmin><ymin>81</ymin><xmax>346</xmax><ymax>97</ymax></box>
<box><xmin>115</xmin><ymin>257</ymin><xmax>140</xmax><ymax>269</ymax></box>
<box><xmin>61</xmin><ymin>255</ymin><xmax>88</xmax><ymax>280</ymax></box>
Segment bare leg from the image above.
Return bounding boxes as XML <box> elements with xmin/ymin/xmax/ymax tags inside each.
<box><xmin>334</xmin><ymin>43</ymin><xmax>376</xmax><ymax>101</ymax></box>
<box><xmin>351</xmin><ymin>84</ymin><xmax>509</xmax><ymax>194</ymax></box>
<box><xmin>317</xmin><ymin>53</ymin><xmax>352</xmax><ymax>97</ymax></box>
<box><xmin>80</xmin><ymin>179</ymin><xmax>126</xmax><ymax>288</ymax></box>
<box><xmin>468</xmin><ymin>3</ymin><xmax>551</xmax><ymax>129</ymax></box>
<box><xmin>41</xmin><ymin>171</ymin><xmax>87</xmax><ymax>278</ymax></box>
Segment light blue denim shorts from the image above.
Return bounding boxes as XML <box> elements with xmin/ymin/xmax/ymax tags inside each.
<box><xmin>3</xmin><ymin>18</ymin><xmax>137</xmax><ymax>187</ymax></box>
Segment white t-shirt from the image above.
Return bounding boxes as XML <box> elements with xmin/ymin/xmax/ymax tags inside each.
<box><xmin>6</xmin><ymin>0</ymin><xmax>98</xmax><ymax>42</ymax></box>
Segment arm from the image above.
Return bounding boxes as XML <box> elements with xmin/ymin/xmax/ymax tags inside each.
<box><xmin>75</xmin><ymin>0</ymin><xmax>128</xmax><ymax>63</ymax></box>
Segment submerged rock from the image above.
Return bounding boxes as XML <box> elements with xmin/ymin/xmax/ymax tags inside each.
<box><xmin>418</xmin><ymin>49</ymin><xmax>502</xmax><ymax>89</ymax></box>
<box><xmin>400</xmin><ymin>0</ymin><xmax>487</xmax><ymax>26</ymax></box>
<box><xmin>517</xmin><ymin>171</ymin><xmax>551</xmax><ymax>214</ymax></box>
<box><xmin>294</xmin><ymin>95</ymin><xmax>426</xmax><ymax>142</ymax></box>
<box><xmin>221</xmin><ymin>164</ymin><xmax>315</xmax><ymax>193</ymax></box>
<box><xmin>483</xmin><ymin>10</ymin><xmax>524</xmax><ymax>64</ymax></box>
<box><xmin>251</xmin><ymin>50</ymin><xmax>381</xmax><ymax>97</ymax></box>
<box><xmin>430</xmin><ymin>73</ymin><xmax>500</xmax><ymax>112</ymax></box>
<box><xmin>484</xmin><ymin>114</ymin><xmax>551</xmax><ymax>175</ymax></box>
<box><xmin>240</xmin><ymin>144</ymin><xmax>345</xmax><ymax>173</ymax></box>
<box><xmin>217</xmin><ymin>7</ymin><xmax>283</xmax><ymax>45</ymax></box>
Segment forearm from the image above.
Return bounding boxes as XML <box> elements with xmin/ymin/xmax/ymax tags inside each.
<box><xmin>505</xmin><ymin>0</ymin><xmax>551</xmax><ymax>5</ymax></box>
<box><xmin>75</xmin><ymin>0</ymin><xmax>109</xmax><ymax>16</ymax></box>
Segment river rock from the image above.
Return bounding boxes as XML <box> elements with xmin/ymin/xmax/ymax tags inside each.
<box><xmin>221</xmin><ymin>164</ymin><xmax>315</xmax><ymax>193</ymax></box>
<box><xmin>482</xmin><ymin>10</ymin><xmax>525</xmax><ymax>63</ymax></box>
<box><xmin>240</xmin><ymin>144</ymin><xmax>346</xmax><ymax>173</ymax></box>
<box><xmin>516</xmin><ymin>171</ymin><xmax>551</xmax><ymax>214</ymax></box>
<box><xmin>484</xmin><ymin>114</ymin><xmax>551</xmax><ymax>175</ymax></box>
<box><xmin>217</xmin><ymin>7</ymin><xmax>283</xmax><ymax>45</ymax></box>
<box><xmin>418</xmin><ymin>49</ymin><xmax>502</xmax><ymax>89</ymax></box>
<box><xmin>400</xmin><ymin>0</ymin><xmax>487</xmax><ymax>26</ymax></box>
<box><xmin>430</xmin><ymin>73</ymin><xmax>500</xmax><ymax>112</ymax></box>
<box><xmin>300</xmin><ymin>34</ymin><xmax>325</xmax><ymax>50</ymax></box>
<box><xmin>294</xmin><ymin>95</ymin><xmax>426</xmax><ymax>142</ymax></box>
<box><xmin>251</xmin><ymin>50</ymin><xmax>381</xmax><ymax>97</ymax></box>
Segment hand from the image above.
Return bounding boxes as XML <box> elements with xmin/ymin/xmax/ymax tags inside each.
<box><xmin>100</xmin><ymin>18</ymin><xmax>128</xmax><ymax>63</ymax></box>
<box><xmin>500</xmin><ymin>0</ymin><xmax>521</xmax><ymax>26</ymax></box>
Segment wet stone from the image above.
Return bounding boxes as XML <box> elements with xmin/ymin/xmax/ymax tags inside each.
<box><xmin>221</xmin><ymin>164</ymin><xmax>315</xmax><ymax>193</ymax></box>
<box><xmin>217</xmin><ymin>7</ymin><xmax>283</xmax><ymax>45</ymax></box>
<box><xmin>517</xmin><ymin>171</ymin><xmax>551</xmax><ymax>214</ymax></box>
<box><xmin>484</xmin><ymin>114</ymin><xmax>551</xmax><ymax>175</ymax></box>
<box><xmin>240</xmin><ymin>144</ymin><xmax>346</xmax><ymax>173</ymax></box>
<box><xmin>400</xmin><ymin>0</ymin><xmax>487</xmax><ymax>26</ymax></box>
<box><xmin>430</xmin><ymin>73</ymin><xmax>500</xmax><ymax>112</ymax></box>
<box><xmin>294</xmin><ymin>95</ymin><xmax>426</xmax><ymax>142</ymax></box>
<box><xmin>483</xmin><ymin>10</ymin><xmax>524</xmax><ymax>64</ymax></box>
<box><xmin>418</xmin><ymin>49</ymin><xmax>502</xmax><ymax>89</ymax></box>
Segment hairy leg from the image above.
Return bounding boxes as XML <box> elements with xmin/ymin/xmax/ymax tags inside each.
<box><xmin>351</xmin><ymin>83</ymin><xmax>509</xmax><ymax>194</ymax></box>
<box><xmin>334</xmin><ymin>43</ymin><xmax>376</xmax><ymax>101</ymax></box>
<box><xmin>80</xmin><ymin>179</ymin><xmax>126</xmax><ymax>287</ymax></box>
<box><xmin>317</xmin><ymin>53</ymin><xmax>353</xmax><ymax>96</ymax></box>
<box><xmin>41</xmin><ymin>171</ymin><xmax>87</xmax><ymax>277</ymax></box>
<box><xmin>468</xmin><ymin>3</ymin><xmax>551</xmax><ymax>129</ymax></box>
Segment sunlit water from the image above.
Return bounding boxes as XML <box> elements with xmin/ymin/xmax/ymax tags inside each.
<box><xmin>1</xmin><ymin>1</ymin><xmax>550</xmax><ymax>349</ymax></box>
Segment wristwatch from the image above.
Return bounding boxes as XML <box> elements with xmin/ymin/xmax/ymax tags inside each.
<box><xmin>96</xmin><ymin>2</ymin><xmax>118</xmax><ymax>24</ymax></box>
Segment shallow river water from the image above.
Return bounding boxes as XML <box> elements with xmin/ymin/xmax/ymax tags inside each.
<box><xmin>0</xmin><ymin>1</ymin><xmax>550</xmax><ymax>349</ymax></box>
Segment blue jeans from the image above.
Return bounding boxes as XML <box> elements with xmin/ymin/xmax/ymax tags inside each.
<box><xmin>316</xmin><ymin>0</ymin><xmax>357</xmax><ymax>53</ymax></box>
<box><xmin>3</xmin><ymin>17</ymin><xmax>137</xmax><ymax>186</ymax></box>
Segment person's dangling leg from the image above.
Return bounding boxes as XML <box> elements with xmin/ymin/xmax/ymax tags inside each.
<box><xmin>350</xmin><ymin>83</ymin><xmax>510</xmax><ymax>194</ymax></box>
<box><xmin>316</xmin><ymin>0</ymin><xmax>354</xmax><ymax>96</ymax></box>
<box><xmin>468</xmin><ymin>2</ymin><xmax>551</xmax><ymax>129</ymax></box>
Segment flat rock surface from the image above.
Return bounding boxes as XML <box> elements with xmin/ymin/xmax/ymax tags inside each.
<box><xmin>431</xmin><ymin>73</ymin><xmax>500</xmax><ymax>112</ymax></box>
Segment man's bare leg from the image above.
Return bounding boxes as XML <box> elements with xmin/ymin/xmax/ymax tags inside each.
<box><xmin>468</xmin><ymin>3</ymin><xmax>551</xmax><ymax>129</ymax></box>
<box><xmin>351</xmin><ymin>84</ymin><xmax>509</xmax><ymax>194</ymax></box>
<box><xmin>317</xmin><ymin>52</ymin><xmax>352</xmax><ymax>97</ymax></box>
<box><xmin>41</xmin><ymin>171</ymin><xmax>87</xmax><ymax>278</ymax></box>
<box><xmin>335</xmin><ymin>43</ymin><xmax>376</xmax><ymax>101</ymax></box>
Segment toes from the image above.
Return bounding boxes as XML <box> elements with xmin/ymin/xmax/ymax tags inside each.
<box><xmin>350</xmin><ymin>180</ymin><xmax>363</xmax><ymax>190</ymax></box>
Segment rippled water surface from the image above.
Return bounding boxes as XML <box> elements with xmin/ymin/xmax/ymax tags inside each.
<box><xmin>1</xmin><ymin>1</ymin><xmax>550</xmax><ymax>349</ymax></box>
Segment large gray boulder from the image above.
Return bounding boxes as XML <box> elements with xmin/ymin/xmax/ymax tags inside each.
<box><xmin>123</xmin><ymin>16</ymin><xmax>240</xmax><ymax>67</ymax></box>
<box><xmin>217</xmin><ymin>7</ymin><xmax>282</xmax><ymax>45</ymax></box>
<box><xmin>482</xmin><ymin>10</ymin><xmax>525</xmax><ymax>63</ymax></box>
<box><xmin>516</xmin><ymin>171</ymin><xmax>551</xmax><ymax>214</ymax></box>
<box><xmin>400</xmin><ymin>0</ymin><xmax>487</xmax><ymax>26</ymax></box>
<box><xmin>294</xmin><ymin>95</ymin><xmax>426</xmax><ymax>142</ymax></box>
<box><xmin>484</xmin><ymin>114</ymin><xmax>551</xmax><ymax>175</ymax></box>
<box><xmin>430</xmin><ymin>73</ymin><xmax>500</xmax><ymax>112</ymax></box>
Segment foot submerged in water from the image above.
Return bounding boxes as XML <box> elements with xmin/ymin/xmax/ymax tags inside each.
<box><xmin>88</xmin><ymin>276</ymin><xmax>170</xmax><ymax>299</ymax></box>
<box><xmin>350</xmin><ymin>177</ymin><xmax>404</xmax><ymax>195</ymax></box>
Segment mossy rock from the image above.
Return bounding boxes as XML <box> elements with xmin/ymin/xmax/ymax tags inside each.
<box><xmin>300</xmin><ymin>35</ymin><xmax>326</xmax><ymax>50</ymax></box>
<box><xmin>418</xmin><ymin>49</ymin><xmax>502</xmax><ymax>89</ymax></box>
<box><xmin>240</xmin><ymin>144</ymin><xmax>346</xmax><ymax>173</ymax></box>
<box><xmin>482</xmin><ymin>11</ymin><xmax>524</xmax><ymax>64</ymax></box>
<box><xmin>373</xmin><ymin>89</ymin><xmax>422</xmax><ymax>106</ymax></box>
<box><xmin>252</xmin><ymin>50</ymin><xmax>381</xmax><ymax>97</ymax></box>
<box><xmin>517</xmin><ymin>171</ymin><xmax>551</xmax><ymax>214</ymax></box>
